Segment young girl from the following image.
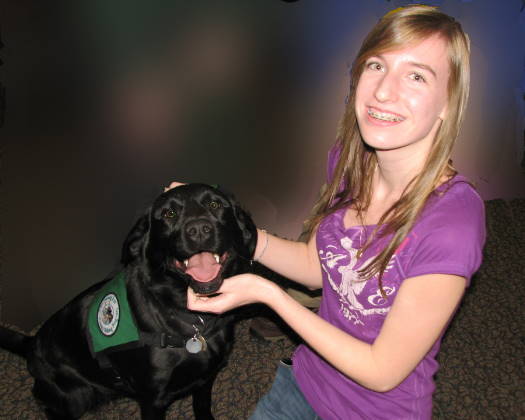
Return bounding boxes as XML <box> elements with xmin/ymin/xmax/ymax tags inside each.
<box><xmin>182</xmin><ymin>5</ymin><xmax>485</xmax><ymax>419</ymax></box>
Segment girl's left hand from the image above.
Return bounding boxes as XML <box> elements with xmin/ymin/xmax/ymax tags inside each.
<box><xmin>187</xmin><ymin>273</ymin><xmax>277</xmax><ymax>314</ymax></box>
<box><xmin>164</xmin><ymin>181</ymin><xmax>185</xmax><ymax>192</ymax></box>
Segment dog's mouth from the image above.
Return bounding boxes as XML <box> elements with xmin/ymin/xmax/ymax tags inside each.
<box><xmin>174</xmin><ymin>252</ymin><xmax>228</xmax><ymax>295</ymax></box>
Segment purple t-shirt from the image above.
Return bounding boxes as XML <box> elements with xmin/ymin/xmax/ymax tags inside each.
<box><xmin>292</xmin><ymin>149</ymin><xmax>486</xmax><ymax>420</ymax></box>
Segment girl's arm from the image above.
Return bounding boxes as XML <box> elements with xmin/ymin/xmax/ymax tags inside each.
<box><xmin>188</xmin><ymin>271</ymin><xmax>465</xmax><ymax>392</ymax></box>
<box><xmin>252</xmin><ymin>228</ymin><xmax>323</xmax><ymax>289</ymax></box>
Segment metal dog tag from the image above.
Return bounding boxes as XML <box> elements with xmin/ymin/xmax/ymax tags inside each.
<box><xmin>185</xmin><ymin>335</ymin><xmax>207</xmax><ymax>354</ymax></box>
<box><xmin>197</xmin><ymin>335</ymin><xmax>207</xmax><ymax>352</ymax></box>
<box><xmin>185</xmin><ymin>337</ymin><xmax>201</xmax><ymax>353</ymax></box>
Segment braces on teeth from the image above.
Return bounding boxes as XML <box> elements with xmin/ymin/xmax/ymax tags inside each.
<box><xmin>368</xmin><ymin>109</ymin><xmax>404</xmax><ymax>122</ymax></box>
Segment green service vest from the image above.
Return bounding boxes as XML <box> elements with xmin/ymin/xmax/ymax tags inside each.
<box><xmin>87</xmin><ymin>272</ymin><xmax>140</xmax><ymax>353</ymax></box>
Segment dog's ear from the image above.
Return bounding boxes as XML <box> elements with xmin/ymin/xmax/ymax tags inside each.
<box><xmin>232</xmin><ymin>203</ymin><xmax>257</xmax><ymax>260</ymax></box>
<box><xmin>121</xmin><ymin>210</ymin><xmax>150</xmax><ymax>265</ymax></box>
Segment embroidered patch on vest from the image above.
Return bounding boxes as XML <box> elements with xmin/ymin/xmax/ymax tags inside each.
<box><xmin>97</xmin><ymin>293</ymin><xmax>120</xmax><ymax>336</ymax></box>
<box><xmin>88</xmin><ymin>272</ymin><xmax>140</xmax><ymax>353</ymax></box>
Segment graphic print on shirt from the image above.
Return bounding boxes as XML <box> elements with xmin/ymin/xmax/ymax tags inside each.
<box><xmin>319</xmin><ymin>236</ymin><xmax>395</xmax><ymax>325</ymax></box>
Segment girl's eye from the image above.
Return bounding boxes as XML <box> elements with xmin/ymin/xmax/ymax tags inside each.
<box><xmin>409</xmin><ymin>72</ymin><xmax>426</xmax><ymax>83</ymax></box>
<box><xmin>367</xmin><ymin>62</ymin><xmax>383</xmax><ymax>71</ymax></box>
<box><xmin>163</xmin><ymin>209</ymin><xmax>177</xmax><ymax>218</ymax></box>
<box><xmin>209</xmin><ymin>201</ymin><xmax>222</xmax><ymax>210</ymax></box>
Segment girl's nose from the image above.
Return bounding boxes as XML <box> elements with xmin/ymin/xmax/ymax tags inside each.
<box><xmin>374</xmin><ymin>73</ymin><xmax>399</xmax><ymax>103</ymax></box>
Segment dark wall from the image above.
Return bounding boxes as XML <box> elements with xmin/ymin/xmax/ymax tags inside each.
<box><xmin>1</xmin><ymin>0</ymin><xmax>524</xmax><ymax>330</ymax></box>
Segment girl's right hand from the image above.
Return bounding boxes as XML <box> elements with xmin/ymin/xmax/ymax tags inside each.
<box><xmin>186</xmin><ymin>273</ymin><xmax>279</xmax><ymax>314</ymax></box>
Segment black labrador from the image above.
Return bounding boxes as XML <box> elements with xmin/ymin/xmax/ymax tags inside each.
<box><xmin>0</xmin><ymin>183</ymin><xmax>257</xmax><ymax>420</ymax></box>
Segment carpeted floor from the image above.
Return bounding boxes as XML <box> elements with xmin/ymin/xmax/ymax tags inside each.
<box><xmin>0</xmin><ymin>318</ymin><xmax>296</xmax><ymax>419</ymax></box>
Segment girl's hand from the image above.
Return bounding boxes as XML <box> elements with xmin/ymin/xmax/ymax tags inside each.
<box><xmin>164</xmin><ymin>181</ymin><xmax>185</xmax><ymax>192</ymax></box>
<box><xmin>186</xmin><ymin>273</ymin><xmax>277</xmax><ymax>314</ymax></box>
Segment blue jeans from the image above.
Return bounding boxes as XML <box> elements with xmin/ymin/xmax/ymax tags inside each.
<box><xmin>249</xmin><ymin>358</ymin><xmax>322</xmax><ymax>420</ymax></box>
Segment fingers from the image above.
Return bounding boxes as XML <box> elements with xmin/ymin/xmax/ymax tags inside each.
<box><xmin>164</xmin><ymin>181</ymin><xmax>186</xmax><ymax>192</ymax></box>
<box><xmin>187</xmin><ymin>288</ymin><xmax>228</xmax><ymax>314</ymax></box>
<box><xmin>186</xmin><ymin>274</ymin><xmax>270</xmax><ymax>315</ymax></box>
<box><xmin>186</xmin><ymin>275</ymin><xmax>252</xmax><ymax>313</ymax></box>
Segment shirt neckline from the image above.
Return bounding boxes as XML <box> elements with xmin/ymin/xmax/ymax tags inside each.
<box><xmin>337</xmin><ymin>174</ymin><xmax>464</xmax><ymax>232</ymax></box>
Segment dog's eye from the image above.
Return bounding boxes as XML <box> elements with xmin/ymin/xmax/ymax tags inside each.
<box><xmin>162</xmin><ymin>209</ymin><xmax>177</xmax><ymax>218</ymax></box>
<box><xmin>208</xmin><ymin>201</ymin><xmax>222</xmax><ymax>210</ymax></box>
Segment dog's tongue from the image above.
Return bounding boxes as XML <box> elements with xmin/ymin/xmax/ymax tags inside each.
<box><xmin>185</xmin><ymin>252</ymin><xmax>221</xmax><ymax>283</ymax></box>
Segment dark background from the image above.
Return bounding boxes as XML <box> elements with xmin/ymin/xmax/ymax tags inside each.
<box><xmin>1</xmin><ymin>0</ymin><xmax>524</xmax><ymax>330</ymax></box>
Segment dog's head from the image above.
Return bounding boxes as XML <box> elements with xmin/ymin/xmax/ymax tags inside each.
<box><xmin>122</xmin><ymin>183</ymin><xmax>257</xmax><ymax>295</ymax></box>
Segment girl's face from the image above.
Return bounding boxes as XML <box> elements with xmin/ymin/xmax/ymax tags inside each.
<box><xmin>355</xmin><ymin>35</ymin><xmax>450</xmax><ymax>157</ymax></box>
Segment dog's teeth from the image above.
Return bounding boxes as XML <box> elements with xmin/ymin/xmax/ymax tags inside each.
<box><xmin>184</xmin><ymin>259</ymin><xmax>189</xmax><ymax>267</ymax></box>
<box><xmin>214</xmin><ymin>254</ymin><xmax>220</xmax><ymax>264</ymax></box>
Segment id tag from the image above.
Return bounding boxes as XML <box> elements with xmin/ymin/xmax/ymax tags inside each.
<box><xmin>185</xmin><ymin>335</ymin><xmax>207</xmax><ymax>354</ymax></box>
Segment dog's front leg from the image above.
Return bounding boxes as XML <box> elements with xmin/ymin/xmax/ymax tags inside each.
<box><xmin>138</xmin><ymin>400</ymin><xmax>168</xmax><ymax>420</ymax></box>
<box><xmin>192</xmin><ymin>372</ymin><xmax>217</xmax><ymax>420</ymax></box>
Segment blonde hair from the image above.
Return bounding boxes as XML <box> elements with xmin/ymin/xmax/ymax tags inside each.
<box><xmin>306</xmin><ymin>5</ymin><xmax>471</xmax><ymax>293</ymax></box>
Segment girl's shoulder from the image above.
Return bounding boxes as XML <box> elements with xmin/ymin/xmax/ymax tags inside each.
<box><xmin>327</xmin><ymin>143</ymin><xmax>342</xmax><ymax>182</ymax></box>
<box><xmin>412</xmin><ymin>174</ymin><xmax>486</xmax><ymax>252</ymax></box>
<box><xmin>429</xmin><ymin>175</ymin><xmax>485</xmax><ymax>222</ymax></box>
<box><xmin>400</xmin><ymin>175</ymin><xmax>486</xmax><ymax>282</ymax></box>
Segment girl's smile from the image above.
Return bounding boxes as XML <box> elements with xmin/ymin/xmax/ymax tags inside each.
<box><xmin>367</xmin><ymin>107</ymin><xmax>406</xmax><ymax>124</ymax></box>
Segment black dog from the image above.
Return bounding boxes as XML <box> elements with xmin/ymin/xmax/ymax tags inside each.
<box><xmin>0</xmin><ymin>183</ymin><xmax>257</xmax><ymax>420</ymax></box>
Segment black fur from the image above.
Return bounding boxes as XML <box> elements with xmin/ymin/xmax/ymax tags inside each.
<box><xmin>0</xmin><ymin>183</ymin><xmax>257</xmax><ymax>420</ymax></box>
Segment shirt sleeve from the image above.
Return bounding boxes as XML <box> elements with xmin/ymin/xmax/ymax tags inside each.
<box><xmin>403</xmin><ymin>186</ymin><xmax>486</xmax><ymax>287</ymax></box>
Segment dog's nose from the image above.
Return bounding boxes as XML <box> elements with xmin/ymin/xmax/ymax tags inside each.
<box><xmin>185</xmin><ymin>219</ymin><xmax>214</xmax><ymax>241</ymax></box>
